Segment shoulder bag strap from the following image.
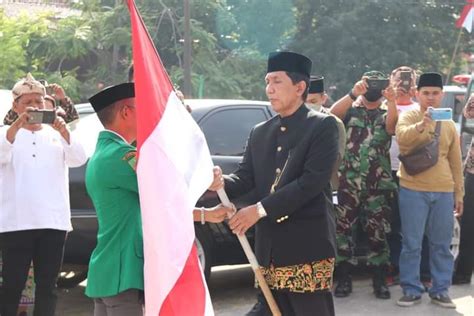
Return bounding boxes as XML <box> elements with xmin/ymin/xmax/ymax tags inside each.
<box><xmin>433</xmin><ymin>121</ymin><xmax>442</xmax><ymax>140</ymax></box>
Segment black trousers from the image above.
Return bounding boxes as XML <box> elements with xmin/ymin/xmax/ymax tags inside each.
<box><xmin>250</xmin><ymin>290</ymin><xmax>335</xmax><ymax>316</ymax></box>
<box><xmin>0</xmin><ymin>229</ymin><xmax>67</xmax><ymax>316</ymax></box>
<box><xmin>455</xmin><ymin>173</ymin><xmax>474</xmax><ymax>279</ymax></box>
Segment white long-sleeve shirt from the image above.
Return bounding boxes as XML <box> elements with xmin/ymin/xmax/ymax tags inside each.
<box><xmin>390</xmin><ymin>102</ymin><xmax>419</xmax><ymax>171</ymax></box>
<box><xmin>0</xmin><ymin>125</ymin><xmax>87</xmax><ymax>233</ymax></box>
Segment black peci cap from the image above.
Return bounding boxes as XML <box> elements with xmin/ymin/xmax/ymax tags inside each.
<box><xmin>417</xmin><ymin>72</ymin><xmax>443</xmax><ymax>89</ymax></box>
<box><xmin>89</xmin><ymin>82</ymin><xmax>135</xmax><ymax>113</ymax></box>
<box><xmin>267</xmin><ymin>52</ymin><xmax>312</xmax><ymax>77</ymax></box>
<box><xmin>309</xmin><ymin>76</ymin><xmax>324</xmax><ymax>93</ymax></box>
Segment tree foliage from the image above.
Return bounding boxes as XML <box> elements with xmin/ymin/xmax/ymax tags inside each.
<box><xmin>291</xmin><ymin>0</ymin><xmax>471</xmax><ymax>98</ymax></box>
<box><xmin>0</xmin><ymin>0</ymin><xmax>471</xmax><ymax>102</ymax></box>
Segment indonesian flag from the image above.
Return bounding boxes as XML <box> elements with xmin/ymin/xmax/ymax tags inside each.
<box><xmin>127</xmin><ymin>1</ymin><xmax>215</xmax><ymax>315</ymax></box>
<box><xmin>456</xmin><ymin>0</ymin><xmax>474</xmax><ymax>33</ymax></box>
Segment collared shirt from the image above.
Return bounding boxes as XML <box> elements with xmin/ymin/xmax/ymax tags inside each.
<box><xmin>104</xmin><ymin>129</ymin><xmax>129</xmax><ymax>144</ymax></box>
<box><xmin>339</xmin><ymin>103</ymin><xmax>396</xmax><ymax>191</ymax></box>
<box><xmin>0</xmin><ymin>125</ymin><xmax>87</xmax><ymax>233</ymax></box>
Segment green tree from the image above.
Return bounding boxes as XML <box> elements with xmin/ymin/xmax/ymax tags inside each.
<box><xmin>291</xmin><ymin>0</ymin><xmax>469</xmax><ymax>99</ymax></box>
<box><xmin>0</xmin><ymin>11</ymin><xmax>49</xmax><ymax>89</ymax></box>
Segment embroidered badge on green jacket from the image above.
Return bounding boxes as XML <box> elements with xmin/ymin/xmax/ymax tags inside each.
<box><xmin>123</xmin><ymin>150</ymin><xmax>137</xmax><ymax>171</ymax></box>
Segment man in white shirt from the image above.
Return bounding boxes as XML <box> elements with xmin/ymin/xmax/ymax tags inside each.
<box><xmin>0</xmin><ymin>73</ymin><xmax>87</xmax><ymax>316</ymax></box>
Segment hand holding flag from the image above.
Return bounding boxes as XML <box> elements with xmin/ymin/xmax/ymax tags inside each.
<box><xmin>127</xmin><ymin>0</ymin><xmax>214</xmax><ymax>314</ymax></box>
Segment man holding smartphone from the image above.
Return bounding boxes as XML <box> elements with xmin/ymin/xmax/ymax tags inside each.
<box><xmin>0</xmin><ymin>73</ymin><xmax>87</xmax><ymax>316</ymax></box>
<box><xmin>386</xmin><ymin>67</ymin><xmax>434</xmax><ymax>287</ymax></box>
<box><xmin>396</xmin><ymin>72</ymin><xmax>464</xmax><ymax>308</ymax></box>
<box><xmin>330</xmin><ymin>71</ymin><xmax>398</xmax><ymax>300</ymax></box>
<box><xmin>3</xmin><ymin>81</ymin><xmax>79</xmax><ymax>125</ymax></box>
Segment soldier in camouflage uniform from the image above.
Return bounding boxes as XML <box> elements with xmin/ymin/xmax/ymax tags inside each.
<box><xmin>3</xmin><ymin>82</ymin><xmax>79</xmax><ymax>125</ymax></box>
<box><xmin>330</xmin><ymin>71</ymin><xmax>398</xmax><ymax>299</ymax></box>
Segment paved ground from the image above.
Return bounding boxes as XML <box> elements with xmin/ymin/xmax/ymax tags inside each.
<box><xmin>56</xmin><ymin>264</ymin><xmax>473</xmax><ymax>316</ymax></box>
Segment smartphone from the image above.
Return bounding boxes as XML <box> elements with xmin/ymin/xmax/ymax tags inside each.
<box><xmin>38</xmin><ymin>80</ymin><xmax>54</xmax><ymax>95</ymax></box>
<box><xmin>366</xmin><ymin>78</ymin><xmax>389</xmax><ymax>91</ymax></box>
<box><xmin>399</xmin><ymin>71</ymin><xmax>412</xmax><ymax>92</ymax></box>
<box><xmin>45</xmin><ymin>86</ymin><xmax>54</xmax><ymax>96</ymax></box>
<box><xmin>428</xmin><ymin>107</ymin><xmax>452</xmax><ymax>121</ymax></box>
<box><xmin>28</xmin><ymin>110</ymin><xmax>57</xmax><ymax>124</ymax></box>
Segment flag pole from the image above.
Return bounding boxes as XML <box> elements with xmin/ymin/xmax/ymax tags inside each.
<box><xmin>217</xmin><ymin>189</ymin><xmax>282</xmax><ymax>316</ymax></box>
<box><xmin>446</xmin><ymin>27</ymin><xmax>464</xmax><ymax>85</ymax></box>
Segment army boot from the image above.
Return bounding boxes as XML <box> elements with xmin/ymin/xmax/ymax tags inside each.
<box><xmin>334</xmin><ymin>262</ymin><xmax>352</xmax><ymax>297</ymax></box>
<box><xmin>373</xmin><ymin>265</ymin><xmax>390</xmax><ymax>299</ymax></box>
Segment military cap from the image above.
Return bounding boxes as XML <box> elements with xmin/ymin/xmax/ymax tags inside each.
<box><xmin>89</xmin><ymin>82</ymin><xmax>135</xmax><ymax>113</ymax></box>
<box><xmin>417</xmin><ymin>72</ymin><xmax>443</xmax><ymax>89</ymax></box>
<box><xmin>363</xmin><ymin>70</ymin><xmax>387</xmax><ymax>79</ymax></box>
<box><xmin>267</xmin><ymin>52</ymin><xmax>312</xmax><ymax>77</ymax></box>
<box><xmin>309</xmin><ymin>76</ymin><xmax>324</xmax><ymax>93</ymax></box>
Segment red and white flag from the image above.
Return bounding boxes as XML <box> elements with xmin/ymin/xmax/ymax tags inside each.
<box><xmin>127</xmin><ymin>0</ymin><xmax>214</xmax><ymax>315</ymax></box>
<box><xmin>456</xmin><ymin>0</ymin><xmax>474</xmax><ymax>33</ymax></box>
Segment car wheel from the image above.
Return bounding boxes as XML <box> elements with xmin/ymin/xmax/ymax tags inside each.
<box><xmin>57</xmin><ymin>268</ymin><xmax>88</xmax><ymax>289</ymax></box>
<box><xmin>195</xmin><ymin>225</ymin><xmax>213</xmax><ymax>282</ymax></box>
<box><xmin>450</xmin><ymin>218</ymin><xmax>461</xmax><ymax>261</ymax></box>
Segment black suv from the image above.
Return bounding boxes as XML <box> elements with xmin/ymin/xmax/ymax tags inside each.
<box><xmin>59</xmin><ymin>99</ymin><xmax>274</xmax><ymax>287</ymax></box>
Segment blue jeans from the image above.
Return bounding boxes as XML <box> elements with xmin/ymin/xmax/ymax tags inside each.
<box><xmin>387</xmin><ymin>173</ymin><xmax>431</xmax><ymax>279</ymax></box>
<box><xmin>398</xmin><ymin>187</ymin><xmax>454</xmax><ymax>297</ymax></box>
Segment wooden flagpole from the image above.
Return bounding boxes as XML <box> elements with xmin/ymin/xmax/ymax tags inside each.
<box><xmin>446</xmin><ymin>28</ymin><xmax>464</xmax><ymax>85</ymax></box>
<box><xmin>217</xmin><ymin>189</ymin><xmax>282</xmax><ymax>316</ymax></box>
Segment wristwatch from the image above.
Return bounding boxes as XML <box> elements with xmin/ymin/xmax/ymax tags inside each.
<box><xmin>348</xmin><ymin>90</ymin><xmax>357</xmax><ymax>101</ymax></box>
<box><xmin>256</xmin><ymin>202</ymin><xmax>267</xmax><ymax>218</ymax></box>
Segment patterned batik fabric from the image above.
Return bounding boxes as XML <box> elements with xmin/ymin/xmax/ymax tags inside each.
<box><xmin>465</xmin><ymin>138</ymin><xmax>474</xmax><ymax>174</ymax></box>
<box><xmin>260</xmin><ymin>258</ymin><xmax>334</xmax><ymax>293</ymax></box>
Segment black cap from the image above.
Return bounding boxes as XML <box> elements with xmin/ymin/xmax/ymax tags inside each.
<box><xmin>89</xmin><ymin>82</ymin><xmax>135</xmax><ymax>112</ymax></box>
<box><xmin>309</xmin><ymin>76</ymin><xmax>324</xmax><ymax>93</ymax></box>
<box><xmin>417</xmin><ymin>72</ymin><xmax>443</xmax><ymax>89</ymax></box>
<box><xmin>267</xmin><ymin>52</ymin><xmax>312</xmax><ymax>77</ymax></box>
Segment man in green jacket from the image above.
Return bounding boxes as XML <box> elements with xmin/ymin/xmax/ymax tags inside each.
<box><xmin>85</xmin><ymin>82</ymin><xmax>230</xmax><ymax>315</ymax></box>
<box><xmin>86</xmin><ymin>82</ymin><xmax>144</xmax><ymax>315</ymax></box>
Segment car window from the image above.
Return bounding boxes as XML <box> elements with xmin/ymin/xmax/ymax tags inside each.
<box><xmin>200</xmin><ymin>107</ymin><xmax>268</xmax><ymax>156</ymax></box>
<box><xmin>441</xmin><ymin>89</ymin><xmax>466</xmax><ymax>123</ymax></box>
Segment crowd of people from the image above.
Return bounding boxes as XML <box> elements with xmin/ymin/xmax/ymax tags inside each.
<box><xmin>0</xmin><ymin>50</ymin><xmax>472</xmax><ymax>316</ymax></box>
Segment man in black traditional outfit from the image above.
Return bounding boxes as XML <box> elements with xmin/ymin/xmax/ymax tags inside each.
<box><xmin>221</xmin><ymin>51</ymin><xmax>339</xmax><ymax>316</ymax></box>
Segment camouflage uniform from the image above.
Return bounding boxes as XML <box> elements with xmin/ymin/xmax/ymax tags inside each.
<box><xmin>336</xmin><ymin>103</ymin><xmax>396</xmax><ymax>266</ymax></box>
<box><xmin>3</xmin><ymin>96</ymin><xmax>79</xmax><ymax>125</ymax></box>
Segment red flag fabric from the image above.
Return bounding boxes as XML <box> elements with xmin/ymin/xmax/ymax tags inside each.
<box><xmin>127</xmin><ymin>1</ymin><xmax>215</xmax><ymax>315</ymax></box>
<box><xmin>456</xmin><ymin>0</ymin><xmax>474</xmax><ymax>32</ymax></box>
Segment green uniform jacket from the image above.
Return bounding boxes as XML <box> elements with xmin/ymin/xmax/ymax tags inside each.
<box><xmin>85</xmin><ymin>130</ymin><xmax>144</xmax><ymax>298</ymax></box>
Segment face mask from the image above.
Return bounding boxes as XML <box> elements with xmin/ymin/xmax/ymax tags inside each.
<box><xmin>364</xmin><ymin>89</ymin><xmax>383</xmax><ymax>102</ymax></box>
